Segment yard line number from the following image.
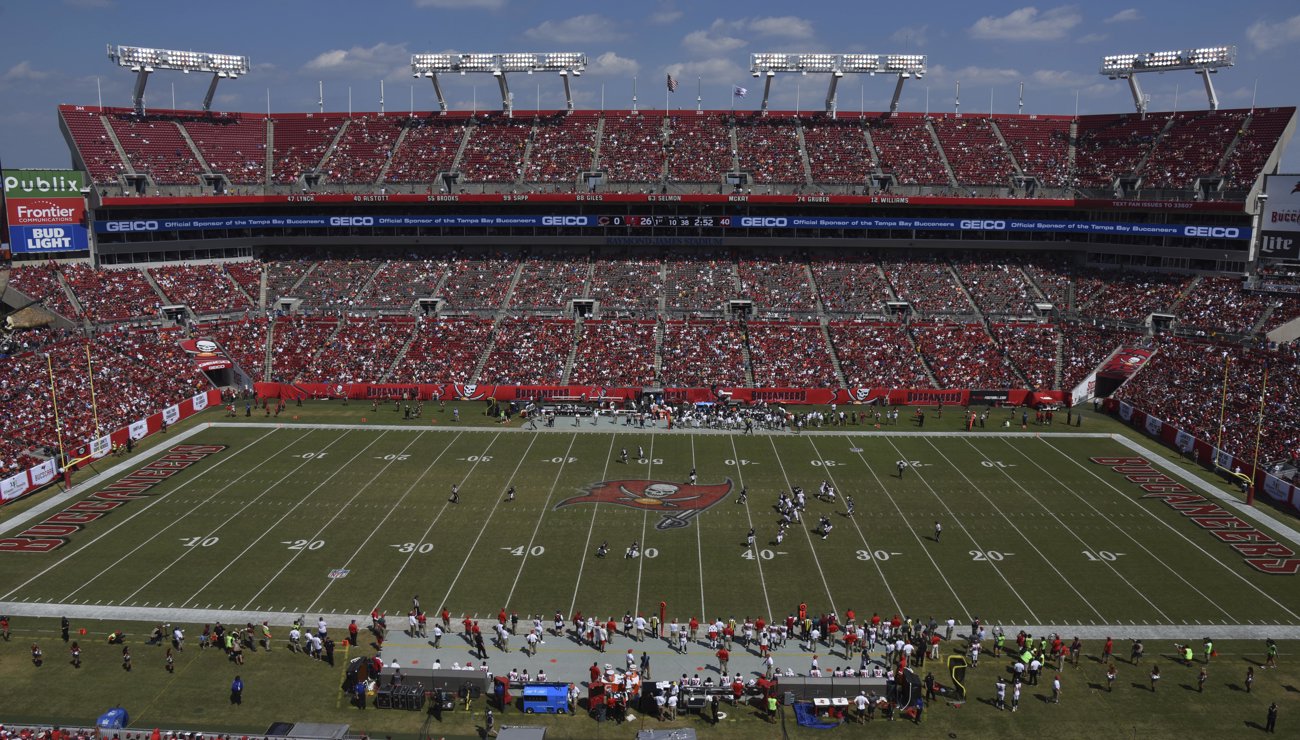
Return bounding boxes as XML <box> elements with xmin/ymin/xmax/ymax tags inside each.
<box><xmin>393</xmin><ymin>542</ymin><xmax>435</xmax><ymax>554</ymax></box>
<box><xmin>1082</xmin><ymin>550</ymin><xmax>1125</xmax><ymax>562</ymax></box>
<box><xmin>284</xmin><ymin>539</ymin><xmax>325</xmax><ymax>551</ymax></box>
<box><xmin>181</xmin><ymin>536</ymin><xmax>219</xmax><ymax>548</ymax></box>
<box><xmin>969</xmin><ymin>550</ymin><xmax>1012</xmax><ymax>562</ymax></box>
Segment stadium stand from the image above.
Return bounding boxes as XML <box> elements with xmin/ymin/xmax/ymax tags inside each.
<box><xmin>666</xmin><ymin>115</ymin><xmax>732</xmax><ymax>183</ymax></box>
<box><xmin>803</xmin><ymin>118</ymin><xmax>873</xmax><ymax>185</ymax></box>
<box><xmin>353</xmin><ymin>259</ymin><xmax>447</xmax><ymax>309</ymax></box>
<box><xmin>828</xmin><ymin>321</ymin><xmax>932</xmax><ymax>389</ymax></box>
<box><xmin>1079</xmin><ymin>271</ymin><xmax>1191</xmax><ymax>323</ymax></box>
<box><xmin>383</xmin><ymin>116</ymin><xmax>468</xmax><ymax>183</ymax></box>
<box><xmin>930</xmin><ymin>116</ymin><xmax>1014</xmax><ymax>186</ymax></box>
<box><xmin>181</xmin><ymin>114</ymin><xmax>268</xmax><ymax>185</ymax></box>
<box><xmin>881</xmin><ymin>255</ymin><xmax>974</xmax><ymax>315</ymax></box>
<box><xmin>1058</xmin><ymin>321</ymin><xmax>1138</xmax><ymax>392</ymax></box>
<box><xmin>660</xmin><ymin>320</ymin><xmax>749</xmax><ymax>388</ymax></box>
<box><xmin>476</xmin><ymin>317</ymin><xmax>573</xmax><ymax>385</ymax></box>
<box><xmin>438</xmin><ymin>252</ymin><xmax>517</xmax><ymax>312</ymax></box>
<box><xmin>737</xmin><ymin>255</ymin><xmax>818</xmax><ymax>315</ymax></box>
<box><xmin>995</xmin><ymin>117</ymin><xmax>1071</xmax><ymax>188</ymax></box>
<box><xmin>323</xmin><ymin>115</ymin><xmax>404</xmax><ymax>184</ymax></box>
<box><xmin>911</xmin><ymin>323</ymin><xmax>1021</xmax><ymax>389</ymax></box>
<box><xmin>297</xmin><ymin>316</ymin><xmax>415</xmax><ymax>383</ymax></box>
<box><xmin>290</xmin><ymin>259</ymin><xmax>378</xmax><ymax>309</ymax></box>
<box><xmin>569</xmin><ymin>319</ymin><xmax>658</xmax><ymax>387</ymax></box>
<box><xmin>746</xmin><ymin>322</ymin><xmax>840</xmax><ymax>387</ymax></box>
<box><xmin>951</xmin><ymin>256</ymin><xmax>1039</xmax><ymax>316</ymax></box>
<box><xmin>201</xmin><ymin>317</ymin><xmax>269</xmax><ymax>380</ymax></box>
<box><xmin>60</xmin><ymin>109</ymin><xmax>127</xmax><ymax>184</ymax></box>
<box><xmin>1073</xmin><ymin>113</ymin><xmax>1170</xmax><ymax>188</ymax></box>
<box><xmin>1223</xmin><ymin>107</ymin><xmax>1294</xmax><ymax>190</ymax></box>
<box><xmin>265</xmin><ymin>259</ymin><xmax>316</xmax><ymax>304</ymax></box>
<box><xmin>6</xmin><ymin>263</ymin><xmax>80</xmax><ymax>319</ymax></box>
<box><xmin>1141</xmin><ymin>111</ymin><xmax>1245</xmax><ymax>190</ymax></box>
<box><xmin>734</xmin><ymin>117</ymin><xmax>806</xmax><ymax>184</ymax></box>
<box><xmin>598</xmin><ymin>112</ymin><xmax>665</xmax><ymax>184</ymax></box>
<box><xmin>508</xmin><ymin>252</ymin><xmax>590</xmax><ymax>310</ymax></box>
<box><xmin>665</xmin><ymin>252</ymin><xmax>737</xmax><ymax>312</ymax></box>
<box><xmin>107</xmin><ymin>115</ymin><xmax>204</xmax><ymax>185</ymax></box>
<box><xmin>587</xmin><ymin>253</ymin><xmax>664</xmax><ymax>313</ymax></box>
<box><xmin>868</xmin><ymin>115</ymin><xmax>949</xmax><ymax>186</ymax></box>
<box><xmin>524</xmin><ymin>113</ymin><xmax>598</xmax><ymax>183</ymax></box>
<box><xmin>809</xmin><ymin>256</ymin><xmax>894</xmax><ymax>314</ymax></box>
<box><xmin>992</xmin><ymin>322</ymin><xmax>1058</xmax><ymax>390</ymax></box>
<box><xmin>149</xmin><ymin>263</ymin><xmax>253</xmax><ymax>315</ymax></box>
<box><xmin>269</xmin><ymin>316</ymin><xmax>338</xmax><ymax>382</ymax></box>
<box><xmin>271</xmin><ymin>116</ymin><xmax>344</xmax><ymax>184</ymax></box>
<box><xmin>389</xmin><ymin>316</ymin><xmax>494</xmax><ymax>383</ymax></box>
<box><xmin>60</xmin><ymin>264</ymin><xmax>160</xmax><ymax>323</ymax></box>
<box><xmin>459</xmin><ymin>115</ymin><xmax>531</xmax><ymax>184</ymax></box>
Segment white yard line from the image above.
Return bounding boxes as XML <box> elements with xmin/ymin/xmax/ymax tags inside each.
<box><xmin>307</xmin><ymin>431</ymin><xmax>464</xmax><ymax>614</ymax></box>
<box><xmin>841</xmin><ymin>441</ymin><xmax>970</xmax><ymax>620</ymax></box>
<box><xmin>0</xmin><ymin>427</ymin><xmax>280</xmax><ymax>602</ymax></box>
<box><xmin>242</xmin><ymin>431</ymin><xmax>430</xmax><ymax>610</ymax></box>
<box><xmin>503</xmin><ymin>434</ymin><xmax>580</xmax><ymax>610</ymax></box>
<box><xmin>66</xmin><ymin>429</ymin><xmax>315</xmax><ymax>603</ymax></box>
<box><xmin>923</xmin><ymin>438</ymin><xmax>1107</xmax><ymax>622</ymax></box>
<box><xmin>690</xmin><ymin>436</ymin><xmax>706</xmax><ymax>620</ymax></box>
<box><xmin>805</xmin><ymin>437</ymin><xmax>901</xmax><ymax>616</ymax></box>
<box><xmin>178</xmin><ymin>431</ymin><xmax>382</xmax><ymax>606</ymax></box>
<box><xmin>1040</xmin><ymin>437</ymin><xmax>1300</xmax><ymax>622</ymax></box>
<box><xmin>765</xmin><ymin>435</ymin><xmax>838</xmax><ymax>615</ymax></box>
<box><xmin>996</xmin><ymin>438</ymin><xmax>1234</xmax><ymax>622</ymax></box>
<box><xmin>632</xmin><ymin>435</ymin><xmax>655</xmax><ymax>616</ymax></box>
<box><xmin>728</xmin><ymin>434</ymin><xmax>774</xmax><ymax>623</ymax></box>
<box><xmin>881</xmin><ymin>437</ymin><xmax>1040</xmax><ymax>622</ymax></box>
<box><xmin>434</xmin><ymin>433</ymin><xmax>543</xmax><ymax>611</ymax></box>
<box><xmin>956</xmin><ymin>442</ymin><xmax>1170</xmax><ymax>621</ymax></box>
<box><xmin>567</xmin><ymin>434</ymin><xmax>618</xmax><ymax>616</ymax></box>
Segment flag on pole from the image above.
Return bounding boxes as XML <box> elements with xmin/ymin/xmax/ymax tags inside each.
<box><xmin>733</xmin><ymin>86</ymin><xmax>748</xmax><ymax>98</ymax></box>
<box><xmin>666</xmin><ymin>74</ymin><xmax>678</xmax><ymax>92</ymax></box>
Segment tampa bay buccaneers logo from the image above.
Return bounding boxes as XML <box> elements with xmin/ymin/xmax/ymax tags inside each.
<box><xmin>555</xmin><ymin>479</ymin><xmax>733</xmax><ymax>530</ymax></box>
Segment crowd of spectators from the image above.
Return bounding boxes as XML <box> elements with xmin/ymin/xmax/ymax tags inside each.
<box><xmin>665</xmin><ymin>253</ymin><xmax>737</xmax><ymax>311</ymax></box>
<box><xmin>61</xmin><ymin>264</ymin><xmax>161</xmax><ymax>323</ymax></box>
<box><xmin>803</xmin><ymin>119</ymin><xmax>873</xmax><ymax>184</ymax></box>
<box><xmin>910</xmin><ymin>323</ymin><xmax>1020</xmax><ymax>389</ymax></box>
<box><xmin>269</xmin><ymin>316</ymin><xmax>338</xmax><ymax>382</ymax></box>
<box><xmin>734</xmin><ymin>117</ymin><xmax>805</xmax><ymax>184</ymax></box>
<box><xmin>297</xmin><ymin>317</ymin><xmax>415</xmax><ymax>383</ymax></box>
<box><xmin>324</xmin><ymin>116</ymin><xmax>404</xmax><ymax>184</ymax></box>
<box><xmin>666</xmin><ymin>115</ymin><xmax>732</xmax><ymax>182</ymax></box>
<box><xmin>476</xmin><ymin>317</ymin><xmax>573</xmax><ymax>385</ymax></box>
<box><xmin>1057</xmin><ymin>321</ymin><xmax>1137</xmax><ymax>392</ymax></box>
<box><xmin>353</xmin><ymin>259</ymin><xmax>447</xmax><ymax>309</ymax></box>
<box><xmin>867</xmin><ymin>117</ymin><xmax>950</xmax><ymax>185</ymax></box>
<box><xmin>828</xmin><ymin>321</ymin><xmax>931</xmax><ymax>389</ymax></box>
<box><xmin>1140</xmin><ymin>111</ymin><xmax>1245</xmax><ymax>190</ymax></box>
<box><xmin>224</xmin><ymin>261</ymin><xmax>263</xmax><ymax>303</ymax></box>
<box><xmin>587</xmin><ymin>254</ymin><xmax>663</xmax><ymax>313</ymax></box>
<box><xmin>1073</xmin><ymin>114</ymin><xmax>1169</xmax><ymax>188</ymax></box>
<box><xmin>389</xmin><ymin>316</ymin><xmax>494</xmax><ymax>383</ymax></box>
<box><xmin>459</xmin><ymin>116</ymin><xmax>531</xmax><ymax>183</ymax></box>
<box><xmin>1081</xmin><ymin>271</ymin><xmax>1190</xmax><ymax>323</ymax></box>
<box><xmin>182</xmin><ymin>115</ymin><xmax>267</xmax><ymax>184</ymax></box>
<box><xmin>7</xmin><ymin>263</ymin><xmax>79</xmax><ymax>319</ymax></box>
<box><xmin>439</xmin><ymin>252</ymin><xmax>517</xmax><ymax>311</ymax></box>
<box><xmin>809</xmin><ymin>256</ymin><xmax>894</xmax><ymax>314</ymax></box>
<box><xmin>659</xmin><ymin>320</ymin><xmax>749</xmax><ymax>387</ymax></box>
<box><xmin>1223</xmin><ymin>108</ymin><xmax>1294</xmax><ymax>190</ymax></box>
<box><xmin>991</xmin><ymin>323</ymin><xmax>1059</xmax><ymax>390</ymax></box>
<box><xmin>745</xmin><ymin>322</ymin><xmax>840</xmax><ymax>387</ymax></box>
<box><xmin>568</xmin><ymin>319</ymin><xmax>657</xmax><ymax>387</ymax></box>
<box><xmin>996</xmin><ymin>117</ymin><xmax>1070</xmax><ymax>188</ymax></box>
<box><xmin>60</xmin><ymin>109</ymin><xmax>128</xmax><ymax>184</ymax></box>
<box><xmin>271</xmin><ymin>117</ymin><xmax>345</xmax><ymax>184</ymax></box>
<box><xmin>930</xmin><ymin>117</ymin><xmax>1013</xmax><ymax>186</ymax></box>
<box><xmin>1022</xmin><ymin>261</ymin><xmax>1108</xmax><ymax>312</ymax></box>
<box><xmin>108</xmin><ymin>116</ymin><xmax>204</xmax><ymax>185</ymax></box>
<box><xmin>524</xmin><ymin>114</ymin><xmax>598</xmax><ymax>182</ymax></box>
<box><xmin>508</xmin><ymin>253</ymin><xmax>590</xmax><ymax>310</ymax></box>
<box><xmin>291</xmin><ymin>259</ymin><xmax>378</xmax><ymax>309</ymax></box>
<box><xmin>265</xmin><ymin>259</ymin><xmax>316</xmax><ymax>304</ymax></box>
<box><xmin>951</xmin><ymin>257</ymin><xmax>1039</xmax><ymax>316</ymax></box>
<box><xmin>881</xmin><ymin>256</ymin><xmax>974</xmax><ymax>315</ymax></box>
<box><xmin>149</xmin><ymin>263</ymin><xmax>253</xmax><ymax>315</ymax></box>
<box><xmin>599</xmin><ymin>113</ymin><xmax>665</xmax><ymax>183</ymax></box>
<box><xmin>200</xmin><ymin>317</ymin><xmax>269</xmax><ymax>380</ymax></box>
<box><xmin>1175</xmin><ymin>276</ymin><xmax>1274</xmax><ymax>335</ymax></box>
<box><xmin>383</xmin><ymin>117</ymin><xmax>467</xmax><ymax>183</ymax></box>
<box><xmin>1116</xmin><ymin>338</ymin><xmax>1300</xmax><ymax>465</ymax></box>
<box><xmin>737</xmin><ymin>255</ymin><xmax>817</xmax><ymax>314</ymax></box>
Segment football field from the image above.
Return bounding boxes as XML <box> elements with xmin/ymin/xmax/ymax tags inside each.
<box><xmin>4</xmin><ymin>415</ymin><xmax>1299</xmax><ymax>635</ymax></box>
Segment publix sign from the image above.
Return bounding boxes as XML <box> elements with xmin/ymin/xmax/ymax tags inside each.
<box><xmin>3</xmin><ymin>169</ymin><xmax>85</xmax><ymax>198</ymax></box>
<box><xmin>4</xmin><ymin>170</ymin><xmax>90</xmax><ymax>254</ymax></box>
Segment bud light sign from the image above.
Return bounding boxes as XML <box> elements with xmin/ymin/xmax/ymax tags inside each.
<box><xmin>9</xmin><ymin>224</ymin><xmax>90</xmax><ymax>253</ymax></box>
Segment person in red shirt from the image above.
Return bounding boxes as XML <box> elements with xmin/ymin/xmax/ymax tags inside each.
<box><xmin>1102</xmin><ymin>636</ymin><xmax>1114</xmax><ymax>663</ymax></box>
<box><xmin>717</xmin><ymin>647</ymin><xmax>730</xmax><ymax>675</ymax></box>
<box><xmin>463</xmin><ymin>617</ymin><xmax>473</xmax><ymax>637</ymax></box>
<box><xmin>498</xmin><ymin>608</ymin><xmax>507</xmax><ymax>625</ymax></box>
<box><xmin>689</xmin><ymin>617</ymin><xmax>700</xmax><ymax>642</ymax></box>
<box><xmin>348</xmin><ymin>620</ymin><xmax>359</xmax><ymax>647</ymax></box>
<box><xmin>871</xmin><ymin>613</ymin><xmax>881</xmax><ymax>628</ymax></box>
<box><xmin>590</xmin><ymin>662</ymin><xmax>601</xmax><ymax>682</ymax></box>
<box><xmin>731</xmin><ymin>678</ymin><xmax>745</xmax><ymax>705</ymax></box>
<box><xmin>756</xmin><ymin>616</ymin><xmax>766</xmax><ymax>633</ymax></box>
<box><xmin>846</xmin><ymin>609</ymin><xmax>855</xmax><ymax>624</ymax></box>
<box><xmin>441</xmin><ymin>608</ymin><xmax>451</xmax><ymax>629</ymax></box>
<box><xmin>606</xmin><ymin>618</ymin><xmax>618</xmax><ymax>645</ymax></box>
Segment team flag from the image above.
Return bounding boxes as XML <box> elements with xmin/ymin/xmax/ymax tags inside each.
<box><xmin>733</xmin><ymin>86</ymin><xmax>748</xmax><ymax>98</ymax></box>
<box><xmin>666</xmin><ymin>74</ymin><xmax>678</xmax><ymax>92</ymax></box>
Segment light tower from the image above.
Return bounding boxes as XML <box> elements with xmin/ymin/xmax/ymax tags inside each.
<box><xmin>411</xmin><ymin>52</ymin><xmax>586</xmax><ymax>116</ymax></box>
<box><xmin>1100</xmin><ymin>46</ymin><xmax>1235</xmax><ymax>118</ymax></box>
<box><xmin>749</xmin><ymin>53</ymin><xmax>926</xmax><ymax>117</ymax></box>
<box><xmin>107</xmin><ymin>45</ymin><xmax>249</xmax><ymax>115</ymax></box>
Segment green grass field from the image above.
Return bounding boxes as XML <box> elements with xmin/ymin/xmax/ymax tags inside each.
<box><xmin>1</xmin><ymin>402</ymin><xmax>1298</xmax><ymax>738</ymax></box>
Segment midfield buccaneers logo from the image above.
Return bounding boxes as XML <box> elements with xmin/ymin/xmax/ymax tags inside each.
<box><xmin>555</xmin><ymin>479</ymin><xmax>733</xmax><ymax>530</ymax></box>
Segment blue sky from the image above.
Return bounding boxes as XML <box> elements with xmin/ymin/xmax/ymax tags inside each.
<box><xmin>1</xmin><ymin>0</ymin><xmax>1298</xmax><ymax>171</ymax></box>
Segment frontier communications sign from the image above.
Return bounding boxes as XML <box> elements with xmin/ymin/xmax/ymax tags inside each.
<box><xmin>3</xmin><ymin>169</ymin><xmax>89</xmax><ymax>253</ymax></box>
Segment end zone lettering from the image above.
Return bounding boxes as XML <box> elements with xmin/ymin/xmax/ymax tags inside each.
<box><xmin>0</xmin><ymin>444</ymin><xmax>225</xmax><ymax>553</ymax></box>
<box><xmin>1091</xmin><ymin>456</ymin><xmax>1300</xmax><ymax>575</ymax></box>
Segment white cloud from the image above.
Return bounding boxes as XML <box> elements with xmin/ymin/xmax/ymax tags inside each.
<box><xmin>890</xmin><ymin>25</ymin><xmax>929</xmax><ymax>48</ymax></box>
<box><xmin>927</xmin><ymin>64</ymin><xmax>1021</xmax><ymax>85</ymax></box>
<box><xmin>649</xmin><ymin>1</ymin><xmax>682</xmax><ymax>25</ymax></box>
<box><xmin>744</xmin><ymin>16</ymin><xmax>814</xmax><ymax>40</ymax></box>
<box><xmin>682</xmin><ymin>29</ymin><xmax>746</xmax><ymax>56</ymax></box>
<box><xmin>665</xmin><ymin>58</ymin><xmax>746</xmax><ymax>86</ymax></box>
<box><xmin>589</xmin><ymin>52</ymin><xmax>640</xmax><ymax>78</ymax></box>
<box><xmin>1104</xmin><ymin>8</ymin><xmax>1141</xmax><ymax>23</ymax></box>
<box><xmin>1076</xmin><ymin>32</ymin><xmax>1107</xmax><ymax>44</ymax></box>
<box><xmin>3</xmin><ymin>61</ymin><xmax>51</xmax><ymax>83</ymax></box>
<box><xmin>969</xmin><ymin>6</ymin><xmax>1082</xmax><ymax>41</ymax></box>
<box><xmin>525</xmin><ymin>14</ymin><xmax>624</xmax><ymax>44</ymax></box>
<box><xmin>1246</xmin><ymin>14</ymin><xmax>1300</xmax><ymax>51</ymax></box>
<box><xmin>304</xmin><ymin>42</ymin><xmax>409</xmax><ymax>79</ymax></box>
<box><xmin>1030</xmin><ymin>69</ymin><xmax>1093</xmax><ymax>87</ymax></box>
<box><xmin>414</xmin><ymin>0</ymin><xmax>505</xmax><ymax>9</ymax></box>
<box><xmin>63</xmin><ymin>0</ymin><xmax>112</xmax><ymax>7</ymax></box>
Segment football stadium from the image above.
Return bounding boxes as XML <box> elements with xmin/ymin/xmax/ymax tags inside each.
<box><xmin>2</xmin><ymin>4</ymin><xmax>1300</xmax><ymax>739</ymax></box>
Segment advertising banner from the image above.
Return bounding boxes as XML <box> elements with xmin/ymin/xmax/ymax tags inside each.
<box><xmin>1</xmin><ymin>472</ymin><xmax>29</xmax><ymax>502</ymax></box>
<box><xmin>29</xmin><ymin>459</ymin><xmax>57</xmax><ymax>487</ymax></box>
<box><xmin>163</xmin><ymin>404</ymin><xmax>181</xmax><ymax>426</ymax></box>
<box><xmin>129</xmin><ymin>419</ymin><xmax>148</xmax><ymax>440</ymax></box>
<box><xmin>9</xmin><ymin>224</ymin><xmax>90</xmax><ymax>253</ymax></box>
<box><xmin>5</xmin><ymin>169</ymin><xmax>89</xmax><ymax>254</ymax></box>
<box><xmin>90</xmin><ymin>435</ymin><xmax>112</xmax><ymax>459</ymax></box>
<box><xmin>1144</xmin><ymin>414</ymin><xmax>1163</xmax><ymax>437</ymax></box>
<box><xmin>3</xmin><ymin>170</ymin><xmax>85</xmax><ymax>198</ymax></box>
<box><xmin>192</xmin><ymin>392</ymin><xmax>209</xmax><ymax>411</ymax></box>
<box><xmin>1259</xmin><ymin>175</ymin><xmax>1300</xmax><ymax>259</ymax></box>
